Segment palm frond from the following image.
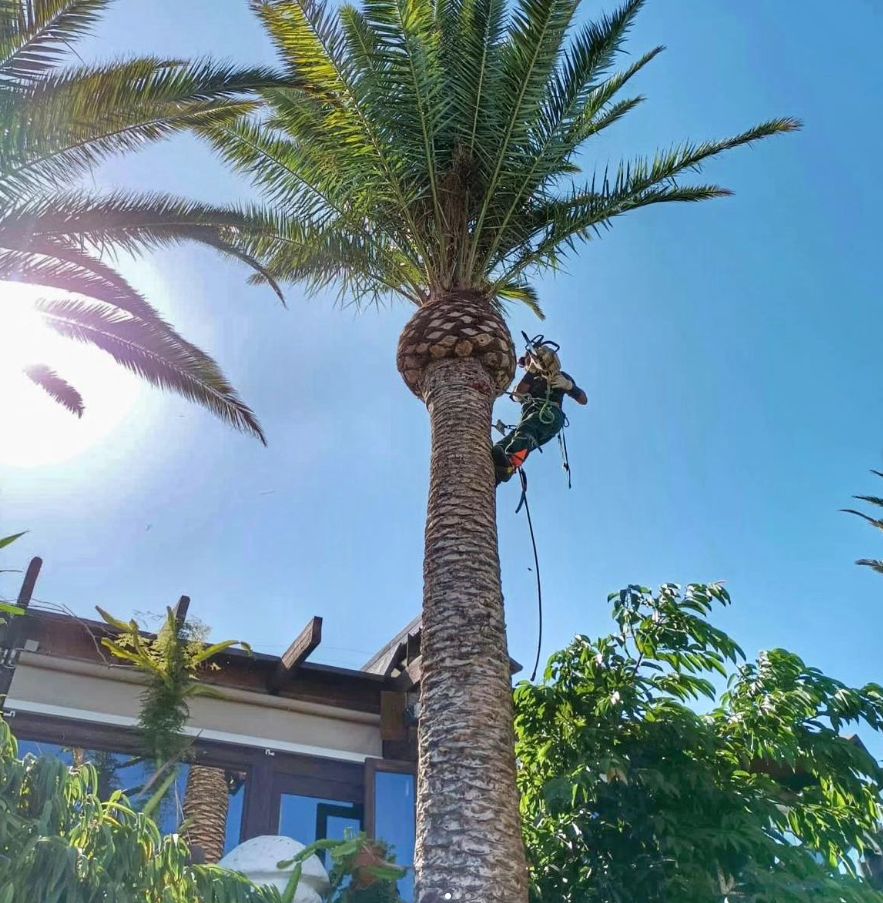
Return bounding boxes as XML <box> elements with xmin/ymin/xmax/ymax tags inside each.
<box><xmin>856</xmin><ymin>559</ymin><xmax>883</xmax><ymax>575</ymax></box>
<box><xmin>231</xmin><ymin>209</ymin><xmax>421</xmax><ymax>305</ymax></box>
<box><xmin>853</xmin><ymin>495</ymin><xmax>883</xmax><ymax>510</ymax></box>
<box><xmin>0</xmin><ymin>191</ymin><xmax>286</xmax><ymax>301</ymax></box>
<box><xmin>36</xmin><ymin>298</ymin><xmax>266</xmax><ymax>443</ymax></box>
<box><xmin>23</xmin><ymin>362</ymin><xmax>84</xmax><ymax>416</ymax></box>
<box><xmin>359</xmin><ymin>0</ymin><xmax>446</xmax><ymax>237</ymax></box>
<box><xmin>494</xmin><ymin>118</ymin><xmax>800</xmax><ymax>285</ymax></box>
<box><xmin>0</xmin><ymin>246</ymin><xmax>162</xmax><ymax>321</ymax></box>
<box><xmin>210</xmin><ymin>0</ymin><xmax>800</xmax><ymax>315</ymax></box>
<box><xmin>0</xmin><ymin>58</ymin><xmax>280</xmax><ymax>198</ymax></box>
<box><xmin>253</xmin><ymin>0</ymin><xmax>436</xmax><ymax>274</ymax></box>
<box><xmin>0</xmin><ymin>2</ymin><xmax>294</xmax><ymax>439</ymax></box>
<box><xmin>0</xmin><ymin>0</ymin><xmax>108</xmax><ymax>86</ymax></box>
<box><xmin>845</xmin><ymin>470</ymin><xmax>883</xmax><ymax>577</ymax></box>
<box><xmin>464</xmin><ymin>0</ymin><xmax>581</xmax><ymax>274</ymax></box>
<box><xmin>476</xmin><ymin>7</ymin><xmax>664</xmax><ymax>275</ymax></box>
<box><xmin>496</xmin><ymin>279</ymin><xmax>545</xmax><ymax>319</ymax></box>
<box><xmin>841</xmin><ymin>510</ymin><xmax>883</xmax><ymax>533</ymax></box>
<box><xmin>451</xmin><ymin>0</ymin><xmax>507</xmax><ymax>158</ymax></box>
<box><xmin>198</xmin><ymin>113</ymin><xmax>421</xmax><ymax>295</ymax></box>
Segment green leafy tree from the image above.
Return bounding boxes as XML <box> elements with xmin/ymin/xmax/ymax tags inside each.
<box><xmin>515</xmin><ymin>583</ymin><xmax>883</xmax><ymax>902</ymax></box>
<box><xmin>1</xmin><ymin>0</ymin><xmax>286</xmax><ymax>436</ymax></box>
<box><xmin>204</xmin><ymin>0</ymin><xmax>798</xmax><ymax>897</ymax></box>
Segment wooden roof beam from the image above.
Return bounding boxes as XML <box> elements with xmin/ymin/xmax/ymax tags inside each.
<box><xmin>268</xmin><ymin>616</ymin><xmax>323</xmax><ymax>693</ymax></box>
<box><xmin>16</xmin><ymin>557</ymin><xmax>42</xmax><ymax>609</ymax></box>
<box><xmin>172</xmin><ymin>595</ymin><xmax>190</xmax><ymax>628</ymax></box>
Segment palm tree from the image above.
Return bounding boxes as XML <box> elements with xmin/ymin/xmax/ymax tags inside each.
<box><xmin>205</xmin><ymin>0</ymin><xmax>799</xmax><ymax>898</ymax></box>
<box><xmin>1</xmin><ymin>0</ymin><xmax>286</xmax><ymax>439</ymax></box>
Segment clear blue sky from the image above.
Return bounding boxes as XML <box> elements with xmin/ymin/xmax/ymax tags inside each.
<box><xmin>2</xmin><ymin>1</ymin><xmax>882</xmax><ymax>708</ymax></box>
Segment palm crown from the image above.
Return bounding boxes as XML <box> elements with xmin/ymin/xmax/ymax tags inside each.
<box><xmin>1</xmin><ymin>0</ymin><xmax>288</xmax><ymax>440</ymax></box>
<box><xmin>209</xmin><ymin>0</ymin><xmax>799</xmax><ymax>315</ymax></box>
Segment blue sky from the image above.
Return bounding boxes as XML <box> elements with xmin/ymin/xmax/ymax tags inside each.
<box><xmin>2</xmin><ymin>0</ymin><xmax>882</xmax><ymax>710</ymax></box>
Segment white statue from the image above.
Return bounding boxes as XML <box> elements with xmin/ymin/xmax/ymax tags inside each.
<box><xmin>219</xmin><ymin>835</ymin><xmax>331</xmax><ymax>903</ymax></box>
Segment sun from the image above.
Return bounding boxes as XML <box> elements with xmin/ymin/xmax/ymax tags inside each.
<box><xmin>0</xmin><ymin>283</ymin><xmax>142</xmax><ymax>468</ymax></box>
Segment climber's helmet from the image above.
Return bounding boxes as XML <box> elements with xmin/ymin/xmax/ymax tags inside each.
<box><xmin>524</xmin><ymin>345</ymin><xmax>561</xmax><ymax>377</ymax></box>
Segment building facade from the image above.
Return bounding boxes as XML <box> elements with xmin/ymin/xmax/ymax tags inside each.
<box><xmin>0</xmin><ymin>584</ymin><xmax>422</xmax><ymax>901</ymax></box>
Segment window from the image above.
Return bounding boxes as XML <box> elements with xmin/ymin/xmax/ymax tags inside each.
<box><xmin>15</xmin><ymin>736</ymin><xmax>244</xmax><ymax>854</ymax></box>
<box><xmin>226</xmin><ymin>773</ymin><xmax>247</xmax><ymax>852</ymax></box>
<box><xmin>11</xmin><ymin>713</ymin><xmax>372</xmax><ymax>859</ymax></box>
<box><xmin>278</xmin><ymin>794</ymin><xmax>363</xmax><ymax>864</ymax></box>
<box><xmin>366</xmin><ymin>761</ymin><xmax>416</xmax><ymax>903</ymax></box>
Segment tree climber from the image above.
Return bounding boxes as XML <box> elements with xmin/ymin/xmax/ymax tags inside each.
<box><xmin>492</xmin><ymin>339</ymin><xmax>588</xmax><ymax>486</ymax></box>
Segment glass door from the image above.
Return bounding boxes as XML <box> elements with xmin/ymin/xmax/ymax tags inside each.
<box><xmin>365</xmin><ymin>760</ymin><xmax>416</xmax><ymax>902</ymax></box>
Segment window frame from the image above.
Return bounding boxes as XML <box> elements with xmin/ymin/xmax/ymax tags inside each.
<box><xmin>363</xmin><ymin>757</ymin><xmax>416</xmax><ymax>838</ymax></box>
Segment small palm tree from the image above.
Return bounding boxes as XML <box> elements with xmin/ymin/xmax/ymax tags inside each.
<box><xmin>98</xmin><ymin>607</ymin><xmax>247</xmax><ymax>864</ymax></box>
<box><xmin>207</xmin><ymin>0</ymin><xmax>798</xmax><ymax>898</ymax></box>
<box><xmin>1</xmin><ymin>0</ymin><xmax>286</xmax><ymax>439</ymax></box>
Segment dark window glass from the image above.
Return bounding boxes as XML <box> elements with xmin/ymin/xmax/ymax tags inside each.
<box><xmin>278</xmin><ymin>795</ymin><xmax>363</xmax><ymax>865</ymax></box>
<box><xmin>374</xmin><ymin>771</ymin><xmax>416</xmax><ymax>903</ymax></box>
<box><xmin>225</xmin><ymin>773</ymin><xmax>247</xmax><ymax>854</ymax></box>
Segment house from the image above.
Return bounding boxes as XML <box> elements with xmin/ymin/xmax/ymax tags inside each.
<box><xmin>0</xmin><ymin>557</ymin><xmax>424</xmax><ymax>900</ymax></box>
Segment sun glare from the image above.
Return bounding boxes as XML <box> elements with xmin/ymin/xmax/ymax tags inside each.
<box><xmin>0</xmin><ymin>283</ymin><xmax>142</xmax><ymax>468</ymax></box>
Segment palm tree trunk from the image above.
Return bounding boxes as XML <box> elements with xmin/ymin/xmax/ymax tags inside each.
<box><xmin>406</xmin><ymin>329</ymin><xmax>528</xmax><ymax>902</ymax></box>
<box><xmin>183</xmin><ymin>765</ymin><xmax>229</xmax><ymax>865</ymax></box>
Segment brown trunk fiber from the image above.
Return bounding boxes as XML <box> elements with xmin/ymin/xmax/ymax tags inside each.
<box><xmin>183</xmin><ymin>765</ymin><xmax>229</xmax><ymax>865</ymax></box>
<box><xmin>414</xmin><ymin>352</ymin><xmax>528</xmax><ymax>903</ymax></box>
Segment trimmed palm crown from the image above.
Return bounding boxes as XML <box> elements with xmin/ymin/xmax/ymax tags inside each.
<box><xmin>1</xmin><ymin>0</ymin><xmax>290</xmax><ymax>441</ymax></box>
<box><xmin>209</xmin><ymin>0</ymin><xmax>798</xmax><ymax>317</ymax></box>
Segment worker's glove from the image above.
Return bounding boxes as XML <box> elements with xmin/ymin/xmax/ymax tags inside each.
<box><xmin>549</xmin><ymin>373</ymin><xmax>574</xmax><ymax>392</ymax></box>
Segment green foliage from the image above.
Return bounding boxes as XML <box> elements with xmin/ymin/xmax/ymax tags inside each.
<box><xmin>516</xmin><ymin>583</ymin><xmax>883</xmax><ymax>902</ymax></box>
<box><xmin>97</xmin><ymin>606</ymin><xmax>247</xmax><ymax>767</ymax></box>
<box><xmin>280</xmin><ymin>834</ymin><xmax>406</xmax><ymax>903</ymax></box>
<box><xmin>0</xmin><ymin>715</ymin><xmax>278</xmax><ymax>903</ymax></box>
<box><xmin>0</xmin><ymin>530</ymin><xmax>26</xmax><ymax>620</ymax></box>
<box><xmin>207</xmin><ymin>0</ymin><xmax>798</xmax><ymax>310</ymax></box>
<box><xmin>0</xmin><ymin>0</ymin><xmax>283</xmax><ymax>437</ymax></box>
<box><xmin>0</xmin><ymin>531</ymin><xmax>25</xmax><ymax>550</ymax></box>
<box><xmin>844</xmin><ymin>470</ymin><xmax>883</xmax><ymax>575</ymax></box>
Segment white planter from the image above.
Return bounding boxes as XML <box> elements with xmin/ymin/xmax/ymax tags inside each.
<box><xmin>219</xmin><ymin>835</ymin><xmax>331</xmax><ymax>903</ymax></box>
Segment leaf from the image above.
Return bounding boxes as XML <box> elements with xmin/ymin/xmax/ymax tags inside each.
<box><xmin>37</xmin><ymin>298</ymin><xmax>266</xmax><ymax>443</ymax></box>
<box><xmin>842</xmin><ymin>509</ymin><xmax>883</xmax><ymax>532</ymax></box>
<box><xmin>95</xmin><ymin>606</ymin><xmax>134</xmax><ymax>632</ymax></box>
<box><xmin>139</xmin><ymin>765</ymin><xmax>180</xmax><ymax>819</ymax></box>
<box><xmin>23</xmin><ymin>364</ymin><xmax>84</xmax><ymax>416</ymax></box>
<box><xmin>190</xmin><ymin>639</ymin><xmax>241</xmax><ymax>666</ymax></box>
<box><xmin>857</xmin><ymin>559</ymin><xmax>883</xmax><ymax>575</ymax></box>
<box><xmin>0</xmin><ymin>532</ymin><xmax>26</xmax><ymax>549</ymax></box>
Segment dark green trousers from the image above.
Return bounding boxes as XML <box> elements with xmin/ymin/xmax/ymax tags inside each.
<box><xmin>492</xmin><ymin>399</ymin><xmax>565</xmax><ymax>484</ymax></box>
